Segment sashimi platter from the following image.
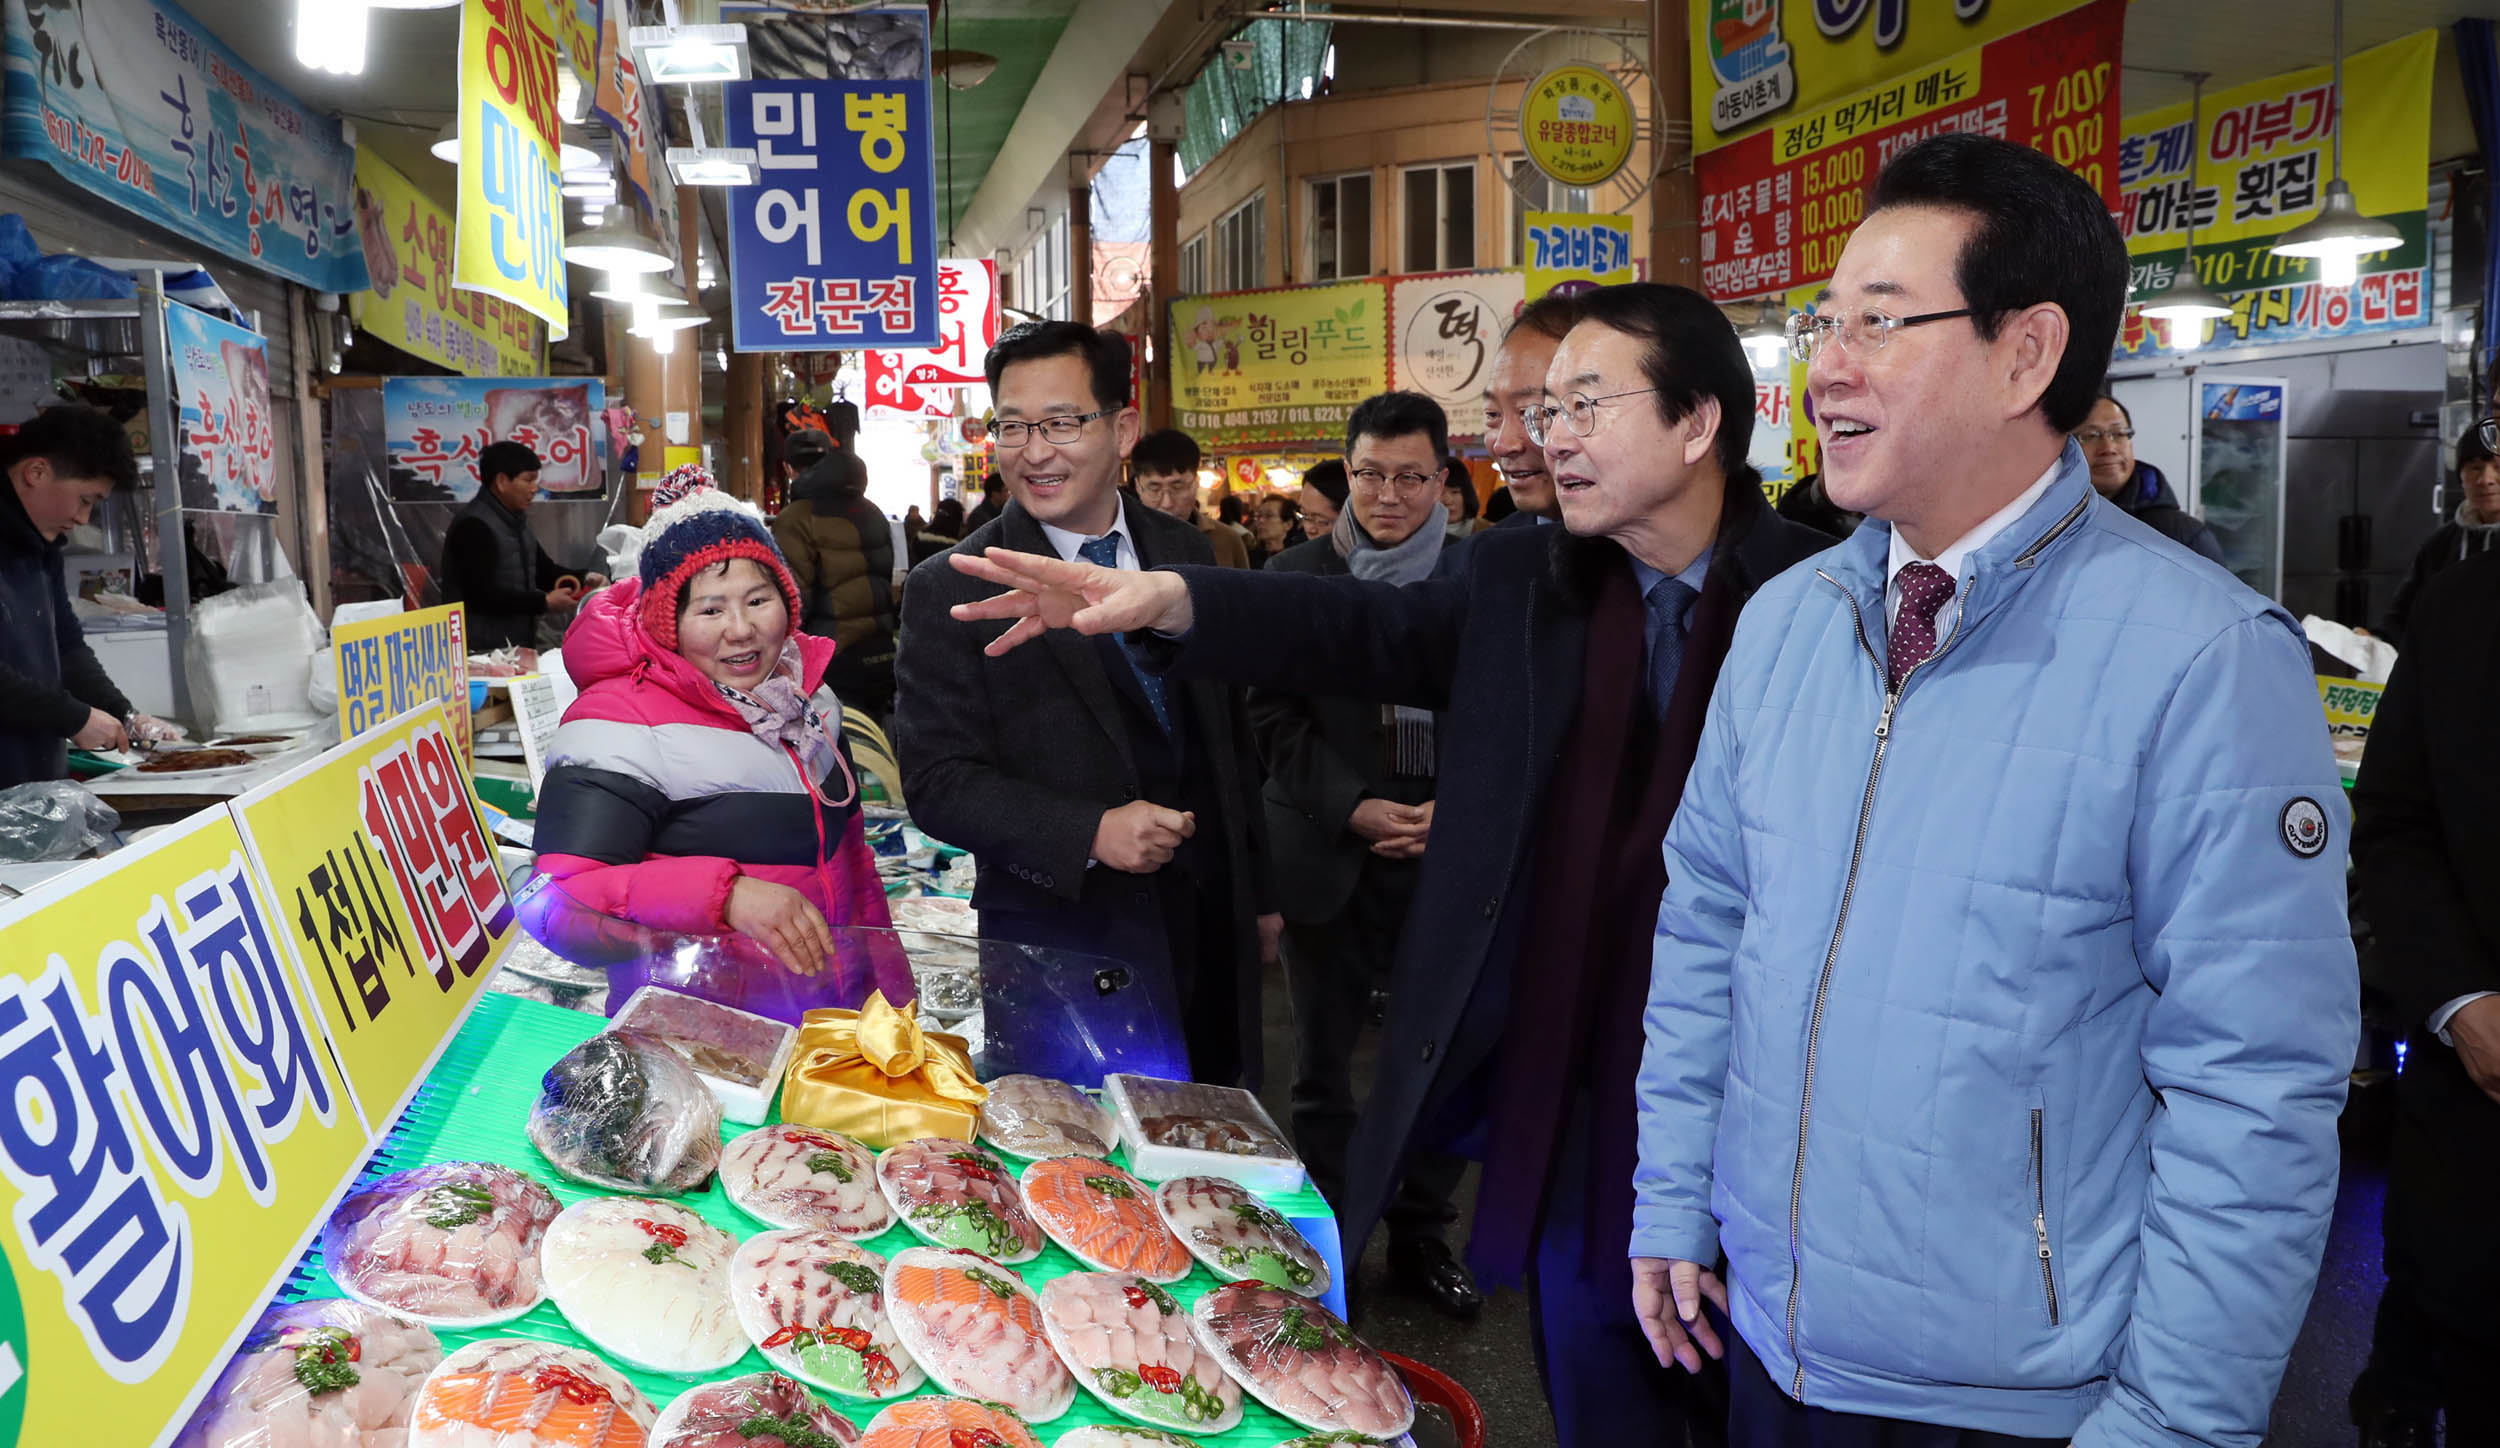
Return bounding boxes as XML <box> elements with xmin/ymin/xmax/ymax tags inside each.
<box><xmin>195</xmin><ymin>991</ymin><xmax>1417</xmax><ymax>1448</ymax></box>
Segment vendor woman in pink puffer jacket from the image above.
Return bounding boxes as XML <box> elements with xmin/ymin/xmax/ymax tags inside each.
<box><xmin>526</xmin><ymin>471</ymin><xmax>913</xmax><ymax>1019</ymax></box>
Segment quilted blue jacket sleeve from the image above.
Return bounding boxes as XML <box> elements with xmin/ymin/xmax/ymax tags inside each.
<box><xmin>1629</xmin><ymin>660</ymin><xmax>1749</xmax><ymax>1265</ymax></box>
<box><xmin>2076</xmin><ymin>612</ymin><xmax>2357</xmax><ymax>1448</ymax></box>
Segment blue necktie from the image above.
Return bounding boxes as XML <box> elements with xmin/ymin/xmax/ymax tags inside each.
<box><xmin>1078</xmin><ymin>533</ymin><xmax>1171</xmax><ymax>732</ymax></box>
<box><xmin>1645</xmin><ymin>576</ymin><xmax>1697</xmax><ymax>720</ymax></box>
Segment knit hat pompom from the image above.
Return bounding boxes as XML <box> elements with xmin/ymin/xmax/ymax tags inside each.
<box><xmin>652</xmin><ymin>463</ymin><xmax>716</xmax><ymax>512</ymax></box>
<box><xmin>637</xmin><ymin>482</ymin><xmax>805</xmax><ymax>651</ymax></box>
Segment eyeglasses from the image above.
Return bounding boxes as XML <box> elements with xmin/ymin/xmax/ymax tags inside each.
<box><xmin>1785</xmin><ymin>306</ymin><xmax>1978</xmax><ymax>363</ymax></box>
<box><xmin>2073</xmin><ymin>427</ymin><xmax>2136</xmax><ymax>446</ymax></box>
<box><xmin>1348</xmin><ymin>467</ymin><xmax>1441</xmax><ymax>496</ymax></box>
<box><xmin>989</xmin><ymin>406</ymin><xmax>1119</xmax><ymax>448</ymax></box>
<box><xmin>1523</xmin><ymin>388</ymin><xmax>1662</xmax><ymax>448</ymax></box>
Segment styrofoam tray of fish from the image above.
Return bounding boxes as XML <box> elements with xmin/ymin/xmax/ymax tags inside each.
<box><xmin>1102</xmin><ymin>1075</ymin><xmax>1306</xmax><ymax>1196</ymax></box>
<box><xmin>1152</xmin><ymin>1176</ymin><xmax>1330</xmax><ymax>1299</ymax></box>
<box><xmin>1036</xmin><ymin>1272</ymin><xmax>1243</xmax><ymax>1436</ymax></box>
<box><xmin>719</xmin><ymin>1124</ymin><xmax>894</xmax><ymax>1237</ymax></box>
<box><xmin>645</xmin><ymin>1370</ymin><xmax>863</xmax><ymax>1447</ymax></box>
<box><xmin>604</xmin><ymin>986</ymin><xmax>798</xmax><ymax>1123</ymax></box>
<box><xmin>318</xmin><ymin>1162</ymin><xmax>562</xmax><ymax>1328</ymax></box>
<box><xmin>855</xmin><ymin>1395</ymin><xmax>1044</xmax><ymax>1447</ymax></box>
<box><xmin>875</xmin><ymin>1138</ymin><xmax>1045</xmax><ymax>1263</ymax></box>
<box><xmin>1017</xmin><ymin>1158</ymin><xmax>1192</xmax><ymax>1283</ymax></box>
<box><xmin>978</xmin><ymin>1074</ymin><xmax>1120</xmax><ymax>1161</ymax></box>
<box><xmin>528</xmin><ymin>1030</ymin><xmax>724</xmax><ymax>1194</ymax></box>
<box><xmin>729</xmin><ymin>1229</ymin><xmax>922</xmax><ymax>1402</ymax></box>
<box><xmin>881</xmin><ymin>1247</ymin><xmax>1076</xmax><ymax>1424</ymax></box>
<box><xmin>539</xmin><ymin>1197</ymin><xmax>747</xmax><ymax>1376</ymax></box>
<box><xmin>172</xmin><ymin>1297</ymin><xmax>443</xmax><ymax>1448</ymax></box>
<box><xmin>1187</xmin><ymin>1283</ymin><xmax>1413</xmax><ymax>1439</ymax></box>
<box><xmin>408</xmin><ymin>1337</ymin><xmax>659</xmax><ymax>1447</ymax></box>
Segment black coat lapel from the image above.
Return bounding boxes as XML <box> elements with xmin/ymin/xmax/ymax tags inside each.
<box><xmin>1000</xmin><ymin>502</ymin><xmax>1136</xmax><ymax>771</ymax></box>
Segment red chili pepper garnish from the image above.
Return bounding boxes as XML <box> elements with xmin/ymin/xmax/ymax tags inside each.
<box><xmin>634</xmin><ymin>1218</ymin><xmax>689</xmax><ymax>1248</ymax></box>
<box><xmin>760</xmin><ymin>1325</ymin><xmax>812</xmax><ymax>1350</ymax></box>
<box><xmin>1122</xmin><ymin>1285</ymin><xmax>1153</xmax><ymax>1310</ymax></box>
<box><xmin>828</xmin><ymin>1326</ymin><xmax>873</xmax><ymax>1352</ymax></box>
<box><xmin>529</xmin><ymin>1365</ymin><xmax>611</xmax><ymax>1406</ymax></box>
<box><xmin>862</xmin><ymin>1350</ymin><xmax>900</xmax><ymax>1391</ymax></box>
<box><xmin>781</xmin><ymin>1130</ymin><xmax>824</xmax><ymax>1146</ymax></box>
<box><xmin>944</xmin><ymin>1152</ymin><xmax>1001</xmax><ymax>1182</ymax></box>
<box><xmin>1138</xmin><ymin>1364</ymin><xmax>1184</xmax><ymax>1394</ymax></box>
<box><xmin>950</xmin><ymin>1430</ymin><xmax>1007</xmax><ymax>1448</ymax></box>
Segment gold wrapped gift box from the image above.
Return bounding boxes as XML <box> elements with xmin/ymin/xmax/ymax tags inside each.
<box><xmin>780</xmin><ymin>991</ymin><xmax>989</xmax><ymax>1149</ymax></box>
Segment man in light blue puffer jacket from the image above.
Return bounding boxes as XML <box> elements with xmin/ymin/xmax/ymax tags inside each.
<box><xmin>1630</xmin><ymin>135</ymin><xmax>2357</xmax><ymax>1448</ymax></box>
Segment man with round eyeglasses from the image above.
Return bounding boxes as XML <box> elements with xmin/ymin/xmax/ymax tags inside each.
<box><xmin>930</xmin><ymin>283</ymin><xmax>1831</xmax><ymax>1444</ymax></box>
<box><xmin>1629</xmin><ymin>133</ymin><xmax>2353</xmax><ymax>1448</ymax></box>
<box><xmin>2068</xmin><ymin>395</ymin><xmax>2224</xmax><ymax>565</ymax></box>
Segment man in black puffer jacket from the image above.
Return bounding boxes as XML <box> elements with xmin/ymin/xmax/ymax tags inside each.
<box><xmin>772</xmin><ymin>424</ymin><xmax>898</xmax><ymax>719</ymax></box>
<box><xmin>2074</xmin><ymin>394</ymin><xmax>2226</xmax><ymax>564</ymax></box>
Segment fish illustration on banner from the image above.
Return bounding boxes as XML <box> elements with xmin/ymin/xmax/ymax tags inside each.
<box><xmin>165</xmin><ymin>302</ymin><xmax>275</xmax><ymax>515</ymax></box>
<box><xmin>383</xmin><ymin>376</ymin><xmax>608</xmax><ymax>503</ymax></box>
<box><xmin>353</xmin><ymin>146</ymin><xmax>544</xmax><ymax>378</ymax></box>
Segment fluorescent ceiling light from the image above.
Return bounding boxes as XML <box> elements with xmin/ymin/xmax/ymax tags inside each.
<box><xmin>563</xmin><ymin>212</ymin><xmax>674</xmax><ymax>273</ymax></box>
<box><xmin>297</xmin><ymin>0</ymin><xmax>369</xmax><ymax>75</ymax></box>
<box><xmin>629</xmin><ymin>24</ymin><xmax>750</xmax><ymax>84</ymax></box>
<box><xmin>667</xmin><ymin>147</ymin><xmax>760</xmax><ymax>187</ymax></box>
<box><xmin>431</xmin><ymin>122</ymin><xmax>601</xmax><ymax>175</ymax></box>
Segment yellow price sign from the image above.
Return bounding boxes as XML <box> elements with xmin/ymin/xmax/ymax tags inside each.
<box><xmin>0</xmin><ymin>808</ymin><xmax>368</xmax><ymax>1446</ymax></box>
<box><xmin>1522</xmin><ymin>64</ymin><xmax>1637</xmax><ymax>189</ymax></box>
<box><xmin>2318</xmin><ymin>676</ymin><xmax>2385</xmax><ymax>740</ymax></box>
<box><xmin>233</xmin><ymin>702</ymin><xmax>516</xmax><ymax>1135</ymax></box>
<box><xmin>333</xmin><ymin>603</ymin><xmax>473</xmax><ymax>766</ymax></box>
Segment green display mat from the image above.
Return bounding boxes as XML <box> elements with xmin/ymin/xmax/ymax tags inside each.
<box><xmin>277</xmin><ymin>992</ymin><xmax>1348</xmax><ymax>1446</ymax></box>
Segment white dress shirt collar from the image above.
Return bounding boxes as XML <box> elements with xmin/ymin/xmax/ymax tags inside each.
<box><xmin>1040</xmin><ymin>495</ymin><xmax>1140</xmax><ymax>571</ymax></box>
<box><xmin>1884</xmin><ymin>455</ymin><xmax>2063</xmax><ymax>629</ymax></box>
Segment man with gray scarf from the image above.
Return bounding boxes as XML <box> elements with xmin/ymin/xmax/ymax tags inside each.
<box><xmin>1253</xmin><ymin>390</ymin><xmax>1480</xmax><ymax>1318</ymax></box>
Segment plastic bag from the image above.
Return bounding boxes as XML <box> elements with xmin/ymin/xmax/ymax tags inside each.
<box><xmin>10</xmin><ymin>253</ymin><xmax>136</xmax><ymax>300</ymax></box>
<box><xmin>318</xmin><ymin>1161</ymin><xmax>561</xmax><ymax>1327</ymax></box>
<box><xmin>0</xmin><ymin>216</ymin><xmax>38</xmax><ymax>291</ymax></box>
<box><xmin>977</xmin><ymin>1073</ymin><xmax>1119</xmax><ymax>1161</ymax></box>
<box><xmin>874</xmin><ymin>1139</ymin><xmax>1043</xmax><ymax>1262</ymax></box>
<box><xmin>649</xmin><ymin>1371</ymin><xmax>863</xmax><ymax>1447</ymax></box>
<box><xmin>1153</xmin><ymin>1175</ymin><xmax>1329</xmax><ymax>1298</ymax></box>
<box><xmin>728</xmin><ymin>1229</ymin><xmax>919</xmax><ymax>1401</ymax></box>
<box><xmin>1039</xmin><ymin>1272</ymin><xmax>1244</xmax><ymax>1434</ymax></box>
<box><xmin>540</xmin><ymin>1196</ymin><xmax>746</xmax><ymax>1375</ymax></box>
<box><xmin>1188</xmin><ymin>1282</ymin><xmax>1414</xmax><ymax>1438</ymax></box>
<box><xmin>1019</xmin><ymin>1157</ymin><xmax>1191</xmax><ymax>1281</ymax></box>
<box><xmin>526</xmin><ymin>1029</ymin><xmax>724</xmax><ymax>1193</ymax></box>
<box><xmin>172</xmin><ymin>1297</ymin><xmax>444</xmax><ymax>1448</ymax></box>
<box><xmin>878</xmin><ymin>1246</ymin><xmax>1073</xmax><ymax>1422</ymax></box>
<box><xmin>0</xmin><ymin>780</ymin><xmax>116</xmax><ymax>861</ymax></box>
<box><xmin>719</xmin><ymin>1124</ymin><xmax>893</xmax><ymax>1237</ymax></box>
<box><xmin>187</xmin><ymin>580</ymin><xmax>325</xmax><ymax>734</ymax></box>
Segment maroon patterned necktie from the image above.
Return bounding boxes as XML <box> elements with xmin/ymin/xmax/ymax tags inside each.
<box><xmin>1888</xmin><ymin>560</ymin><xmax>1956</xmax><ymax>691</ymax></box>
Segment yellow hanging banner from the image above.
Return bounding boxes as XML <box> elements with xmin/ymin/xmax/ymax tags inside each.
<box><xmin>353</xmin><ymin>147</ymin><xmax>545</xmax><ymax>377</ymax></box>
<box><xmin>0</xmin><ymin>808</ymin><xmax>369</xmax><ymax>1447</ymax></box>
<box><xmin>456</xmin><ymin>0</ymin><xmax>571</xmax><ymax>336</ymax></box>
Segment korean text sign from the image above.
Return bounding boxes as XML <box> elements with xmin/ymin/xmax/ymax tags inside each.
<box><xmin>879</xmin><ymin>259</ymin><xmax>1001</xmax><ymax>389</ymax></box>
<box><xmin>2114</xmin><ymin>31</ymin><xmax>2434</xmax><ymax>358</ymax></box>
<box><xmin>726</xmin><ymin>46</ymin><xmax>941</xmax><ymax>352</ymax></box>
<box><xmin>382</xmin><ymin>376</ymin><xmax>608</xmax><ymax>503</ymax></box>
<box><xmin>1696</xmin><ymin>0</ymin><xmax>2121</xmax><ymax>301</ymax></box>
<box><xmin>1169</xmin><ymin>281</ymin><xmax>1387</xmax><ymax>446</ymax></box>
<box><xmin>2318</xmin><ymin>676</ymin><xmax>2384</xmax><ymax>741</ymax></box>
<box><xmin>456</xmin><ymin>0</ymin><xmax>570</xmax><ymax>334</ymax></box>
<box><xmin>164</xmin><ymin>302</ymin><xmax>274</xmax><ymax>516</ymax></box>
<box><xmin>334</xmin><ymin>603</ymin><xmax>472</xmax><ymax>766</ymax></box>
<box><xmin>0</xmin><ymin>807</ymin><xmax>368</xmax><ymax>1447</ymax></box>
<box><xmin>232</xmin><ymin>703</ymin><xmax>516</xmax><ymax>1141</ymax></box>
<box><xmin>1691</xmin><ymin>0</ymin><xmax>2086</xmax><ymax>153</ymax></box>
<box><xmin>351</xmin><ymin>146</ymin><xmax>544</xmax><ymax>378</ymax></box>
<box><xmin>0</xmin><ymin>0</ymin><xmax>369</xmax><ymax>292</ymax></box>
<box><xmin>1390</xmin><ymin>270</ymin><xmax>1525</xmax><ymax>440</ymax></box>
<box><xmin>1524</xmin><ymin>212</ymin><xmax>1636</xmax><ymax>299</ymax></box>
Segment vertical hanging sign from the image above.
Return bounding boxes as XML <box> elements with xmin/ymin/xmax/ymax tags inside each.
<box><xmin>724</xmin><ymin>9</ymin><xmax>939</xmax><ymax>353</ymax></box>
<box><xmin>456</xmin><ymin>0</ymin><xmax>571</xmax><ymax>335</ymax></box>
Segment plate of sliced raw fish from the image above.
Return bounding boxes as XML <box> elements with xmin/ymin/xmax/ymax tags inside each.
<box><xmin>1189</xmin><ymin>1283</ymin><xmax>1411</xmax><ymax>1439</ymax></box>
<box><xmin>720</xmin><ymin>1126</ymin><xmax>892</xmax><ymax>1237</ymax></box>
<box><xmin>409</xmin><ymin>1338</ymin><xmax>656</xmax><ymax>1448</ymax></box>
<box><xmin>728</xmin><ymin>1229</ymin><xmax>922</xmax><ymax>1401</ymax></box>
<box><xmin>1037</xmin><ymin>1273</ymin><xmax>1243</xmax><ymax>1435</ymax></box>
<box><xmin>978</xmin><ymin>1075</ymin><xmax>1118</xmax><ymax>1160</ymax></box>
<box><xmin>528</xmin><ymin>1030</ymin><xmax>723</xmax><ymax>1195</ymax></box>
<box><xmin>1151</xmin><ymin>1177</ymin><xmax>1329</xmax><ymax>1298</ymax></box>
<box><xmin>1019</xmin><ymin>1159</ymin><xmax>1191</xmax><ymax>1282</ymax></box>
<box><xmin>1047</xmin><ymin>1431</ymin><xmax>1208</xmax><ymax>1448</ymax></box>
<box><xmin>854</xmin><ymin>1398</ymin><xmax>1043</xmax><ymax>1448</ymax></box>
<box><xmin>174</xmin><ymin>1297</ymin><xmax>443</xmax><ymax>1448</ymax></box>
<box><xmin>321</xmin><ymin>1162</ymin><xmax>563</xmax><ymax>1326</ymax></box>
<box><xmin>880</xmin><ymin>1246</ymin><xmax>1074</xmax><ymax>1422</ymax></box>
<box><xmin>875</xmin><ymin>1139</ymin><xmax>1044</xmax><ymax>1263</ymax></box>
<box><xmin>541</xmin><ymin>1197</ymin><xmax>747</xmax><ymax>1376</ymax></box>
<box><xmin>647</xmin><ymin>1371</ymin><xmax>860</xmax><ymax>1447</ymax></box>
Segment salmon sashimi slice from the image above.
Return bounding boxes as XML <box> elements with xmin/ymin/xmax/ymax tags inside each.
<box><xmin>854</xmin><ymin>1397</ymin><xmax>1043</xmax><ymax>1448</ymax></box>
<box><xmin>410</xmin><ymin>1338</ymin><xmax>655</xmax><ymax>1448</ymax></box>
<box><xmin>880</xmin><ymin>1247</ymin><xmax>1074</xmax><ymax>1423</ymax></box>
<box><xmin>1017</xmin><ymin>1158</ymin><xmax>1191</xmax><ymax>1282</ymax></box>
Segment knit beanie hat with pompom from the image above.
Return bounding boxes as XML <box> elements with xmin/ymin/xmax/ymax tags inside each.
<box><xmin>635</xmin><ymin>478</ymin><xmax>805</xmax><ymax>651</ymax></box>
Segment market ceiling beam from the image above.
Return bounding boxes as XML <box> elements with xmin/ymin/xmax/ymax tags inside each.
<box><xmin>949</xmin><ymin>0</ymin><xmax>1177</xmax><ymax>258</ymax></box>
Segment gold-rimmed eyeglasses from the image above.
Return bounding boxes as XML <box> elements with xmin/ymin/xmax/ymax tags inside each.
<box><xmin>1784</xmin><ymin>306</ymin><xmax>1978</xmax><ymax>363</ymax></box>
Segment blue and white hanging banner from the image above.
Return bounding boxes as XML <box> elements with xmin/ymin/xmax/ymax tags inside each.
<box><xmin>0</xmin><ymin>0</ymin><xmax>370</xmax><ymax>292</ymax></box>
<box><xmin>724</xmin><ymin>21</ymin><xmax>938</xmax><ymax>353</ymax></box>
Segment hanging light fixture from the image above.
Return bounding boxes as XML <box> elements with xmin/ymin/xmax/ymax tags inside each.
<box><xmin>298</xmin><ymin>0</ymin><xmax>369</xmax><ymax>76</ymax></box>
<box><xmin>564</xmin><ymin>211</ymin><xmax>674</xmax><ymax>272</ymax></box>
<box><xmin>2269</xmin><ymin>0</ymin><xmax>2403</xmax><ymax>288</ymax></box>
<box><xmin>2138</xmin><ymin>74</ymin><xmax>2234</xmax><ymax>352</ymax></box>
<box><xmin>1740</xmin><ymin>299</ymin><xmax>1787</xmax><ymax>369</ymax></box>
<box><xmin>430</xmin><ymin>122</ymin><xmax>602</xmax><ymax>174</ymax></box>
<box><xmin>431</xmin><ymin>121</ymin><xmax>460</xmax><ymax>164</ymax></box>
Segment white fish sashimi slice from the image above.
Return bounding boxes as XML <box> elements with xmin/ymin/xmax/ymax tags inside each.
<box><xmin>719</xmin><ymin>1126</ymin><xmax>892</xmax><ymax>1237</ymax></box>
<box><xmin>409</xmin><ymin>1337</ymin><xmax>656</xmax><ymax>1448</ymax></box>
<box><xmin>1151</xmin><ymin>1175</ymin><xmax>1329</xmax><ymax>1298</ymax></box>
<box><xmin>880</xmin><ymin>1247</ymin><xmax>1073</xmax><ymax>1424</ymax></box>
<box><xmin>976</xmin><ymin>1075</ymin><xmax>1118</xmax><ymax>1161</ymax></box>
<box><xmin>1036</xmin><ymin>1272</ymin><xmax>1243</xmax><ymax>1436</ymax></box>
<box><xmin>647</xmin><ymin>1371</ymin><xmax>861</xmax><ymax>1446</ymax></box>
<box><xmin>541</xmin><ymin>1196</ymin><xmax>747</xmax><ymax>1376</ymax></box>
<box><xmin>727</xmin><ymin>1229</ymin><xmax>922</xmax><ymax>1402</ymax></box>
<box><xmin>1187</xmin><ymin>1282</ymin><xmax>1413</xmax><ymax>1439</ymax></box>
<box><xmin>874</xmin><ymin>1139</ymin><xmax>1044</xmax><ymax>1263</ymax></box>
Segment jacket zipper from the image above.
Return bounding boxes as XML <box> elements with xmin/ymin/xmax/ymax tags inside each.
<box><xmin>2030</xmin><ymin>1107</ymin><xmax>2061</xmax><ymax>1326</ymax></box>
<box><xmin>1784</xmin><ymin>570</ymin><xmax>1966</xmax><ymax>1398</ymax></box>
